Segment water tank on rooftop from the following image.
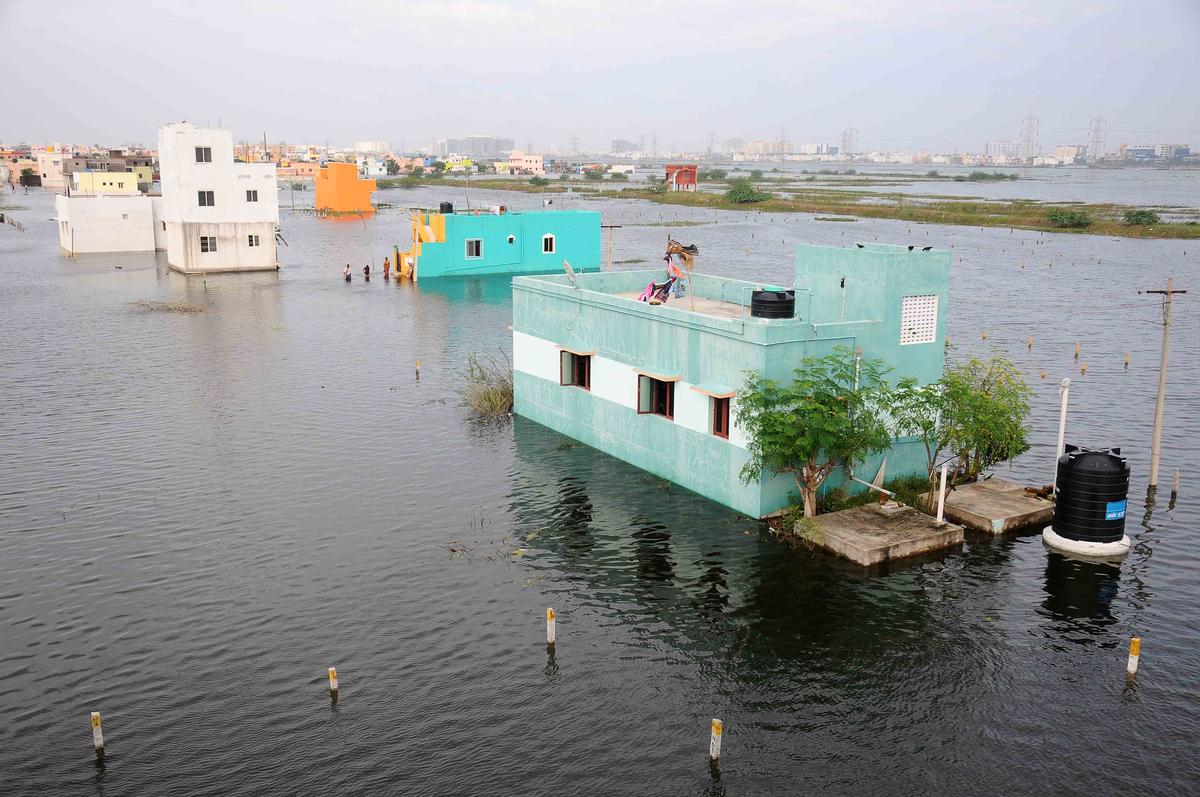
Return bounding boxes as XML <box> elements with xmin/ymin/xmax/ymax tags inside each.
<box><xmin>439</xmin><ymin>201</ymin><xmax>454</xmax><ymax>214</ymax></box>
<box><xmin>750</xmin><ymin>289</ymin><xmax>795</xmax><ymax>319</ymax></box>
<box><xmin>1043</xmin><ymin>445</ymin><xmax>1131</xmax><ymax>557</ymax></box>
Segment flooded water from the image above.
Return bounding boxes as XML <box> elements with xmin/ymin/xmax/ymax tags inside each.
<box><xmin>2</xmin><ymin>184</ymin><xmax>1198</xmax><ymax>795</ymax></box>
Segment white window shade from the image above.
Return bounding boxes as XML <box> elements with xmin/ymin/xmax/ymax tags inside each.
<box><xmin>900</xmin><ymin>294</ymin><xmax>938</xmax><ymax>345</ymax></box>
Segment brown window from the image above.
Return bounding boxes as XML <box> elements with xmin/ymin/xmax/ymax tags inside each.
<box><xmin>559</xmin><ymin>351</ymin><xmax>590</xmax><ymax>389</ymax></box>
<box><xmin>637</xmin><ymin>375</ymin><xmax>674</xmax><ymax>419</ymax></box>
<box><xmin>712</xmin><ymin>396</ymin><xmax>731</xmax><ymax>438</ymax></box>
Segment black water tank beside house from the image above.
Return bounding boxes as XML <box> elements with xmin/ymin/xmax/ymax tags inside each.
<box><xmin>750</xmin><ymin>289</ymin><xmax>795</xmax><ymax>319</ymax></box>
<box><xmin>1051</xmin><ymin>445</ymin><xmax>1130</xmax><ymax>543</ymax></box>
<box><xmin>439</xmin><ymin>201</ymin><xmax>454</xmax><ymax>214</ymax></box>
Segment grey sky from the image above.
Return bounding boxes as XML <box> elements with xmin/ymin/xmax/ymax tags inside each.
<box><xmin>1</xmin><ymin>0</ymin><xmax>1197</xmax><ymax>152</ymax></box>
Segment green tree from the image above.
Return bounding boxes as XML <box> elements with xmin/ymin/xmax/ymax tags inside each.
<box><xmin>1047</xmin><ymin>208</ymin><xmax>1091</xmax><ymax>228</ymax></box>
<box><xmin>429</xmin><ymin>161</ymin><xmax>447</xmax><ymax>178</ymax></box>
<box><xmin>644</xmin><ymin>177</ymin><xmax>667</xmax><ymax>194</ymax></box>
<box><xmin>725</xmin><ymin>177</ymin><xmax>771</xmax><ymax>204</ymax></box>
<box><xmin>20</xmin><ymin>167</ymin><xmax>34</xmax><ymax>176</ymax></box>
<box><xmin>736</xmin><ymin>346</ymin><xmax>894</xmax><ymax>518</ymax></box>
<box><xmin>584</xmin><ymin>168</ymin><xmax>605</xmax><ymax>180</ymax></box>
<box><xmin>698</xmin><ymin>168</ymin><xmax>727</xmax><ymax>180</ymax></box>
<box><xmin>1123</xmin><ymin>209</ymin><xmax>1160</xmax><ymax>225</ymax></box>
<box><xmin>385</xmin><ymin>158</ymin><xmax>399</xmax><ymax>175</ymax></box>
<box><xmin>609</xmin><ymin>171</ymin><xmax>628</xmax><ymax>181</ymax></box>
<box><xmin>408</xmin><ymin>165</ymin><xmax>424</xmax><ymax>178</ymax></box>
<box><xmin>749</xmin><ymin>169</ymin><xmax>764</xmax><ymax>179</ymax></box>
<box><xmin>529</xmin><ymin>176</ymin><xmax>550</xmax><ymax>187</ymax></box>
<box><xmin>893</xmin><ymin>354</ymin><xmax>1031</xmax><ymax>484</ymax></box>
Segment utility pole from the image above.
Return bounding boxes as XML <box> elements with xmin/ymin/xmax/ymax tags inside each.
<box><xmin>1139</xmin><ymin>277</ymin><xmax>1187</xmax><ymax>486</ymax></box>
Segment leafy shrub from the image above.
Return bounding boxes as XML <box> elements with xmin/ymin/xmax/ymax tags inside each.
<box><xmin>1123</xmin><ymin>209</ymin><xmax>1160</xmax><ymax>225</ymax></box>
<box><xmin>1047</xmin><ymin>208</ymin><xmax>1092</xmax><ymax>228</ymax></box>
<box><xmin>749</xmin><ymin>169</ymin><xmax>764</xmax><ymax>179</ymax></box>
<box><xmin>698</xmin><ymin>168</ymin><xmax>727</xmax><ymax>181</ymax></box>
<box><xmin>529</xmin><ymin>176</ymin><xmax>550</xmax><ymax>187</ymax></box>
<box><xmin>608</xmin><ymin>171</ymin><xmax>628</xmax><ymax>181</ymax></box>
<box><xmin>725</xmin><ymin>177</ymin><xmax>772</xmax><ymax>204</ymax></box>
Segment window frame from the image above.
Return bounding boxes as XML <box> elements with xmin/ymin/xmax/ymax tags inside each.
<box><xmin>198</xmin><ymin>189</ymin><xmax>215</xmax><ymax>207</ymax></box>
<box><xmin>637</xmin><ymin>374</ymin><xmax>675</xmax><ymax>420</ymax></box>
<box><xmin>711</xmin><ymin>396</ymin><xmax>731</xmax><ymax>439</ymax></box>
<box><xmin>465</xmin><ymin>238</ymin><xmax>483</xmax><ymax>259</ymax></box>
<box><xmin>246</xmin><ymin>189</ymin><xmax>259</xmax><ymax>202</ymax></box>
<box><xmin>559</xmin><ymin>351</ymin><xmax>591</xmax><ymax>390</ymax></box>
<box><xmin>248</xmin><ymin>234</ymin><xmax>260</xmax><ymax>247</ymax></box>
<box><xmin>542</xmin><ymin>233</ymin><xmax>555</xmax><ymax>254</ymax></box>
<box><xmin>195</xmin><ymin>146</ymin><xmax>212</xmax><ymax>163</ymax></box>
<box><xmin>900</xmin><ymin>293</ymin><xmax>939</xmax><ymax>346</ymax></box>
<box><xmin>199</xmin><ymin>235</ymin><xmax>217</xmax><ymax>253</ymax></box>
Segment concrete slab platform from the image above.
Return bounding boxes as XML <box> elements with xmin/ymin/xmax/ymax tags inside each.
<box><xmin>942</xmin><ymin>478</ymin><xmax>1053</xmax><ymax>535</ymax></box>
<box><xmin>798</xmin><ymin>503</ymin><xmax>964</xmax><ymax>566</ymax></box>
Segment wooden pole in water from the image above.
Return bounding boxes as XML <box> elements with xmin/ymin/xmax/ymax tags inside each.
<box><xmin>546</xmin><ymin>607</ymin><xmax>556</xmax><ymax>646</ymax></box>
<box><xmin>709</xmin><ymin>719</ymin><xmax>723</xmax><ymax>761</ymax></box>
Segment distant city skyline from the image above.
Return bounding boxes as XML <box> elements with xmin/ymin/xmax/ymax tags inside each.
<box><xmin>1</xmin><ymin>0</ymin><xmax>1197</xmax><ymax>153</ymax></box>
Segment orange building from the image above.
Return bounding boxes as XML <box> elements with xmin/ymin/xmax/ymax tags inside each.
<box><xmin>315</xmin><ymin>162</ymin><xmax>376</xmax><ymax>214</ymax></box>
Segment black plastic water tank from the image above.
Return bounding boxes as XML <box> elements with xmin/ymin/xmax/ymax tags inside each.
<box><xmin>1051</xmin><ymin>445</ymin><xmax>1130</xmax><ymax>543</ymax></box>
<box><xmin>439</xmin><ymin>201</ymin><xmax>454</xmax><ymax>214</ymax></box>
<box><xmin>750</xmin><ymin>289</ymin><xmax>795</xmax><ymax>319</ymax></box>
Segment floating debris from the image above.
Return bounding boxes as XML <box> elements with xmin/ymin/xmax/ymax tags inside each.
<box><xmin>129</xmin><ymin>299</ymin><xmax>205</xmax><ymax>314</ymax></box>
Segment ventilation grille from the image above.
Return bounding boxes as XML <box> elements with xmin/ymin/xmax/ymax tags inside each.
<box><xmin>900</xmin><ymin>294</ymin><xmax>938</xmax><ymax>345</ymax></box>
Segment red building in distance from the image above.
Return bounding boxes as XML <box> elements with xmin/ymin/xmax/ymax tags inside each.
<box><xmin>664</xmin><ymin>163</ymin><xmax>698</xmax><ymax>192</ymax></box>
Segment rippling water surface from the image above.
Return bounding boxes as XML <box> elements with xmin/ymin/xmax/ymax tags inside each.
<box><xmin>1</xmin><ymin>182</ymin><xmax>1198</xmax><ymax>796</ymax></box>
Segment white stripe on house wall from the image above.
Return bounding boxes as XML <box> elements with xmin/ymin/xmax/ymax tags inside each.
<box><xmin>513</xmin><ymin>330</ymin><xmax>748</xmax><ymax>450</ymax></box>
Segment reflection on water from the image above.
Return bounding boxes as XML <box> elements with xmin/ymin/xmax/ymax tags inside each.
<box><xmin>1</xmin><ymin>186</ymin><xmax>1198</xmax><ymax>795</ymax></box>
<box><xmin>1041</xmin><ymin>553</ymin><xmax>1121</xmax><ymax>628</ymax></box>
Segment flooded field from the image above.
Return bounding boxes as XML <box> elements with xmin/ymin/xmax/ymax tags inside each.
<box><xmin>1</xmin><ymin>182</ymin><xmax>1198</xmax><ymax>795</ymax></box>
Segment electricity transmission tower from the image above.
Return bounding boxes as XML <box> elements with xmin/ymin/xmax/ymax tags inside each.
<box><xmin>1019</xmin><ymin>112</ymin><xmax>1039</xmax><ymax>159</ymax></box>
<box><xmin>840</xmin><ymin>126</ymin><xmax>857</xmax><ymax>157</ymax></box>
<box><xmin>1088</xmin><ymin>114</ymin><xmax>1108</xmax><ymax>160</ymax></box>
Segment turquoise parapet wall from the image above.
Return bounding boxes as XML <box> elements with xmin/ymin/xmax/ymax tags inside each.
<box><xmin>416</xmin><ymin>210</ymin><xmax>601</xmax><ymax>278</ymax></box>
<box><xmin>512</xmin><ymin>243</ymin><xmax>951</xmax><ymax>518</ymax></box>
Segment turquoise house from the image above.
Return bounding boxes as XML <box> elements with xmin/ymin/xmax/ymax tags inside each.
<box><xmin>397</xmin><ymin>208</ymin><xmax>601</xmax><ymax>280</ymax></box>
<box><xmin>512</xmin><ymin>243</ymin><xmax>952</xmax><ymax>518</ymax></box>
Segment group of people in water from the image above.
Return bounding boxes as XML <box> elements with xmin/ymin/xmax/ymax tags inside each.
<box><xmin>343</xmin><ymin>256</ymin><xmax>392</xmax><ymax>282</ymax></box>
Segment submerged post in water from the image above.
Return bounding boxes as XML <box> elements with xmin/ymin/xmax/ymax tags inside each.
<box><xmin>709</xmin><ymin>718</ymin><xmax>723</xmax><ymax>761</ymax></box>
<box><xmin>1127</xmin><ymin>637</ymin><xmax>1141</xmax><ymax>677</ymax></box>
<box><xmin>328</xmin><ymin>666</ymin><xmax>339</xmax><ymax>696</ymax></box>
<box><xmin>546</xmin><ymin>608</ymin><xmax>556</xmax><ymax>646</ymax></box>
<box><xmin>90</xmin><ymin>711</ymin><xmax>104</xmax><ymax>754</ymax></box>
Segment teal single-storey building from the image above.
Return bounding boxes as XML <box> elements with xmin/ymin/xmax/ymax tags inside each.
<box><xmin>512</xmin><ymin>243</ymin><xmax>952</xmax><ymax>518</ymax></box>
<box><xmin>397</xmin><ymin>207</ymin><xmax>601</xmax><ymax>280</ymax></box>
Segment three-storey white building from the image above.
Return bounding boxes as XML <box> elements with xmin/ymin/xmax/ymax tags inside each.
<box><xmin>158</xmin><ymin>122</ymin><xmax>279</xmax><ymax>273</ymax></box>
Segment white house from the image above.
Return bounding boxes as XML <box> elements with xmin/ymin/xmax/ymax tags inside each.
<box><xmin>55</xmin><ymin>193</ymin><xmax>159</xmax><ymax>254</ymax></box>
<box><xmin>158</xmin><ymin>122</ymin><xmax>279</xmax><ymax>274</ymax></box>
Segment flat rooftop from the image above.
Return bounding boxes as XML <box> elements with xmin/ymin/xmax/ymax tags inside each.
<box><xmin>613</xmin><ymin>291</ymin><xmax>749</xmax><ymax>320</ymax></box>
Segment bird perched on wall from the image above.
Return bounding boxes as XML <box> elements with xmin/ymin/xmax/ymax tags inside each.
<box><xmin>855</xmin><ymin>243</ymin><xmax>864</xmax><ymax>249</ymax></box>
<box><xmin>922</xmin><ymin>246</ymin><xmax>932</xmax><ymax>251</ymax></box>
